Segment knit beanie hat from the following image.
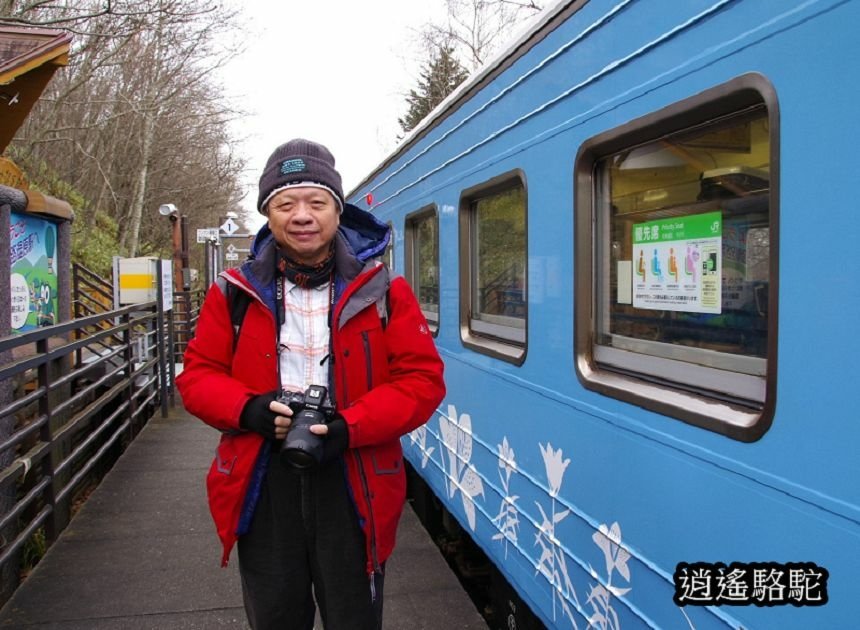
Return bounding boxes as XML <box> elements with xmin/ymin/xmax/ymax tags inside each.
<box><xmin>257</xmin><ymin>138</ymin><xmax>344</xmax><ymax>213</ymax></box>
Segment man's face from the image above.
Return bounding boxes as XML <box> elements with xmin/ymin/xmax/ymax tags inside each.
<box><xmin>266</xmin><ymin>187</ymin><xmax>340</xmax><ymax>265</ymax></box>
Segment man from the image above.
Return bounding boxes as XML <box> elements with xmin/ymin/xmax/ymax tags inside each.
<box><xmin>177</xmin><ymin>139</ymin><xmax>445</xmax><ymax>630</ymax></box>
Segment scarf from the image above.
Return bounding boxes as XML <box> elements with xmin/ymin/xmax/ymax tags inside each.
<box><xmin>276</xmin><ymin>245</ymin><xmax>335</xmax><ymax>289</ymax></box>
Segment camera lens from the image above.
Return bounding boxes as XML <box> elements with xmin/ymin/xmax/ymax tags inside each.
<box><xmin>281</xmin><ymin>409</ymin><xmax>324</xmax><ymax>469</ymax></box>
<box><xmin>282</xmin><ymin>443</ymin><xmax>317</xmax><ymax>469</ymax></box>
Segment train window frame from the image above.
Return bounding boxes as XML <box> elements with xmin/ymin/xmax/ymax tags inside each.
<box><xmin>383</xmin><ymin>221</ymin><xmax>395</xmax><ymax>271</ymax></box>
<box><xmin>574</xmin><ymin>73</ymin><xmax>779</xmax><ymax>441</ymax></box>
<box><xmin>459</xmin><ymin>170</ymin><xmax>528</xmax><ymax>365</ymax></box>
<box><xmin>405</xmin><ymin>205</ymin><xmax>440</xmax><ymax>335</ymax></box>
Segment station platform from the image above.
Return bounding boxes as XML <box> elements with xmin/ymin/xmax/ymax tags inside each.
<box><xmin>0</xmin><ymin>400</ymin><xmax>488</xmax><ymax>629</ymax></box>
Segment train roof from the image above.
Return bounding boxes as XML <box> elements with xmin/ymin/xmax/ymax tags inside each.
<box><xmin>348</xmin><ymin>0</ymin><xmax>580</xmax><ymax>198</ymax></box>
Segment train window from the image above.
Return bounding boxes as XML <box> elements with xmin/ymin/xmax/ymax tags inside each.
<box><xmin>459</xmin><ymin>171</ymin><xmax>527</xmax><ymax>364</ymax></box>
<box><xmin>405</xmin><ymin>207</ymin><xmax>439</xmax><ymax>334</ymax></box>
<box><xmin>575</xmin><ymin>75</ymin><xmax>778</xmax><ymax>440</ymax></box>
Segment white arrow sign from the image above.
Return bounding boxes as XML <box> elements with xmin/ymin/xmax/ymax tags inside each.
<box><xmin>220</xmin><ymin>217</ymin><xmax>239</xmax><ymax>235</ymax></box>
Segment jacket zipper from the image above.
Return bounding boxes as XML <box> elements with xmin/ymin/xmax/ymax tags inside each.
<box><xmin>335</xmin><ymin>271</ymin><xmax>384</xmax><ymax>592</ymax></box>
<box><xmin>354</xmin><ymin>451</ymin><xmax>381</xmax><ymax>574</ymax></box>
<box><xmin>361</xmin><ymin>331</ymin><xmax>373</xmax><ymax>390</ymax></box>
<box><xmin>340</xmin><ymin>349</ymin><xmax>349</xmax><ymax>406</ymax></box>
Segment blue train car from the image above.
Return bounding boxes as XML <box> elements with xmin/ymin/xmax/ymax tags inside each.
<box><xmin>347</xmin><ymin>1</ymin><xmax>860</xmax><ymax>627</ymax></box>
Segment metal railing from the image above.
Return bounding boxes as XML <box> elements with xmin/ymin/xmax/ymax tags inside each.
<box><xmin>71</xmin><ymin>261</ymin><xmax>202</xmax><ymax>365</ymax></box>
<box><xmin>71</xmin><ymin>263</ymin><xmax>114</xmax><ymax>320</ymax></box>
<box><xmin>172</xmin><ymin>289</ymin><xmax>204</xmax><ymax>362</ymax></box>
<box><xmin>0</xmin><ymin>302</ymin><xmax>171</xmax><ymax>604</ymax></box>
<box><xmin>71</xmin><ymin>263</ymin><xmax>120</xmax><ymax>370</ymax></box>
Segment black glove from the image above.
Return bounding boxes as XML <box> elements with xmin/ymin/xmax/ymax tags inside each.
<box><xmin>320</xmin><ymin>416</ymin><xmax>349</xmax><ymax>464</ymax></box>
<box><xmin>239</xmin><ymin>391</ymin><xmax>280</xmax><ymax>440</ymax></box>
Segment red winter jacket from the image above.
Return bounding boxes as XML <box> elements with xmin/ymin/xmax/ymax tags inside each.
<box><xmin>177</xmin><ymin>207</ymin><xmax>445</xmax><ymax>571</ymax></box>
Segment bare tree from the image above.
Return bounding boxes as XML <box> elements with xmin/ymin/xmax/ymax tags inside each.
<box><xmin>4</xmin><ymin>0</ymin><xmax>247</xmax><ymax>263</ymax></box>
<box><xmin>397</xmin><ymin>0</ymin><xmax>541</xmax><ymax>138</ymax></box>
<box><xmin>423</xmin><ymin>0</ymin><xmax>543</xmax><ymax>71</ymax></box>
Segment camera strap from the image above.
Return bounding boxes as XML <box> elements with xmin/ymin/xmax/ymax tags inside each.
<box><xmin>275</xmin><ymin>275</ymin><xmax>286</xmax><ymax>329</ymax></box>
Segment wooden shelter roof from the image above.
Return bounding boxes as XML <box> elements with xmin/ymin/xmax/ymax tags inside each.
<box><xmin>0</xmin><ymin>25</ymin><xmax>72</xmax><ymax>153</ymax></box>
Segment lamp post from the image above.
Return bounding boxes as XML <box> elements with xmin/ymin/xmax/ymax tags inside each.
<box><xmin>158</xmin><ymin>203</ymin><xmax>187</xmax><ymax>294</ymax></box>
<box><xmin>159</xmin><ymin>203</ymin><xmax>190</xmax><ymax>357</ymax></box>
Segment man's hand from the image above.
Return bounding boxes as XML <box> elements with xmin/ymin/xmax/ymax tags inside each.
<box><xmin>240</xmin><ymin>392</ymin><xmax>294</xmax><ymax>440</ymax></box>
<box><xmin>312</xmin><ymin>417</ymin><xmax>348</xmax><ymax>463</ymax></box>
<box><xmin>268</xmin><ymin>399</ymin><xmax>294</xmax><ymax>440</ymax></box>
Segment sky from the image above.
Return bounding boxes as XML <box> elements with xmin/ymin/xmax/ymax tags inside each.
<box><xmin>218</xmin><ymin>1</ymin><xmax>448</xmax><ymax>231</ymax></box>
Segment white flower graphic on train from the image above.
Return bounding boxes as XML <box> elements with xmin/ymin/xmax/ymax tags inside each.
<box><xmin>540</xmin><ymin>442</ymin><xmax>570</xmax><ymax>497</ymax></box>
<box><xmin>587</xmin><ymin>521</ymin><xmax>632</xmax><ymax>630</ymax></box>
<box><xmin>593</xmin><ymin>522</ymin><xmax>631</xmax><ymax>583</ymax></box>
<box><xmin>408</xmin><ymin>424</ymin><xmax>434</xmax><ymax>469</ymax></box>
<box><xmin>492</xmin><ymin>436</ymin><xmax>519</xmax><ymax>558</ymax></box>
<box><xmin>439</xmin><ymin>404</ymin><xmax>485</xmax><ymax>531</ymax></box>
<box><xmin>533</xmin><ymin>438</ymin><xmax>634</xmax><ymax>629</ymax></box>
<box><xmin>534</xmin><ymin>441</ymin><xmax>579</xmax><ymax>627</ymax></box>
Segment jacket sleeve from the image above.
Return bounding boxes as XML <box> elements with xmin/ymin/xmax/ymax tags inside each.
<box><xmin>341</xmin><ymin>277</ymin><xmax>446</xmax><ymax>447</ymax></box>
<box><xmin>176</xmin><ymin>282</ymin><xmax>259</xmax><ymax>432</ymax></box>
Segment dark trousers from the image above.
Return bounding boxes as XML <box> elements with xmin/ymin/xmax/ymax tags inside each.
<box><xmin>237</xmin><ymin>452</ymin><xmax>383</xmax><ymax>630</ymax></box>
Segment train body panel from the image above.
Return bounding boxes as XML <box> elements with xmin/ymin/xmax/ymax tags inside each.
<box><xmin>349</xmin><ymin>0</ymin><xmax>859</xmax><ymax>627</ymax></box>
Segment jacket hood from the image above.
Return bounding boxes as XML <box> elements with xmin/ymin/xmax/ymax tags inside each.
<box><xmin>250</xmin><ymin>202</ymin><xmax>389</xmax><ymax>263</ymax></box>
<box><xmin>237</xmin><ymin>203</ymin><xmax>390</xmax><ymax>315</ymax></box>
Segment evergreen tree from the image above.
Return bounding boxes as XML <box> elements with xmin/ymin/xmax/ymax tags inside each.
<box><xmin>398</xmin><ymin>45</ymin><xmax>469</xmax><ymax>136</ymax></box>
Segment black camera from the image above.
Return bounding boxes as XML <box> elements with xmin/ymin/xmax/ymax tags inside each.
<box><xmin>279</xmin><ymin>384</ymin><xmax>336</xmax><ymax>469</ymax></box>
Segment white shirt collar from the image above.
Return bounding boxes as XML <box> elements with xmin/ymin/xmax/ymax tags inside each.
<box><xmin>282</xmin><ymin>277</ymin><xmax>331</xmax><ymax>293</ymax></box>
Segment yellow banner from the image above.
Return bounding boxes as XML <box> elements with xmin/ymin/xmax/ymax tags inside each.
<box><xmin>119</xmin><ymin>274</ymin><xmax>155</xmax><ymax>290</ymax></box>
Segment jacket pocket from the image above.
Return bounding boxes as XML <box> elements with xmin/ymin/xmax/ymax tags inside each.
<box><xmin>361</xmin><ymin>330</ymin><xmax>373</xmax><ymax>390</ymax></box>
<box><xmin>370</xmin><ymin>442</ymin><xmax>403</xmax><ymax>475</ymax></box>
<box><xmin>214</xmin><ymin>435</ymin><xmax>237</xmax><ymax>475</ymax></box>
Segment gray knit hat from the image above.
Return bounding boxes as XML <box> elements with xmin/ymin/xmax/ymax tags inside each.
<box><xmin>257</xmin><ymin>138</ymin><xmax>344</xmax><ymax>213</ymax></box>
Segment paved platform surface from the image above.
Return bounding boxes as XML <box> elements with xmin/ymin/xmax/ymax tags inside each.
<box><xmin>0</xmin><ymin>403</ymin><xmax>487</xmax><ymax>629</ymax></box>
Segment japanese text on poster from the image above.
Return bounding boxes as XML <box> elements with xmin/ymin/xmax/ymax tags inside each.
<box><xmin>632</xmin><ymin>211</ymin><xmax>722</xmax><ymax>314</ymax></box>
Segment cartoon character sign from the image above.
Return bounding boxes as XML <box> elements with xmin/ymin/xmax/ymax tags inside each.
<box><xmin>31</xmin><ymin>279</ymin><xmax>56</xmax><ymax>326</ymax></box>
<box><xmin>9</xmin><ymin>212</ymin><xmax>58</xmax><ymax>332</ymax></box>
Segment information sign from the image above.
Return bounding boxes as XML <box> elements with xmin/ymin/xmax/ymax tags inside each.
<box><xmin>632</xmin><ymin>211</ymin><xmax>722</xmax><ymax>314</ymax></box>
<box><xmin>196</xmin><ymin>227</ymin><xmax>220</xmax><ymax>243</ymax></box>
<box><xmin>161</xmin><ymin>260</ymin><xmax>173</xmax><ymax>311</ymax></box>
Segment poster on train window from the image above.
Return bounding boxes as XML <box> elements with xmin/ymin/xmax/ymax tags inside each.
<box><xmin>632</xmin><ymin>211</ymin><xmax>722</xmax><ymax>314</ymax></box>
<box><xmin>9</xmin><ymin>212</ymin><xmax>58</xmax><ymax>333</ymax></box>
